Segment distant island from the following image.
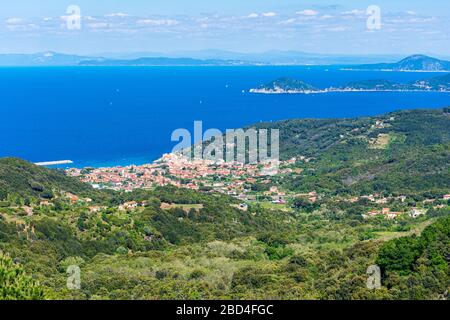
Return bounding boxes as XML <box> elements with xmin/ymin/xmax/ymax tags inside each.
<box><xmin>79</xmin><ymin>57</ymin><xmax>252</xmax><ymax>67</ymax></box>
<box><xmin>0</xmin><ymin>52</ymin><xmax>254</xmax><ymax>67</ymax></box>
<box><xmin>343</xmin><ymin>54</ymin><xmax>450</xmax><ymax>72</ymax></box>
<box><xmin>250</xmin><ymin>73</ymin><xmax>450</xmax><ymax>94</ymax></box>
<box><xmin>249</xmin><ymin>77</ymin><xmax>320</xmax><ymax>94</ymax></box>
<box><xmin>2</xmin><ymin>52</ymin><xmax>449</xmax><ymax>67</ymax></box>
<box><xmin>0</xmin><ymin>51</ymin><xmax>410</xmax><ymax>67</ymax></box>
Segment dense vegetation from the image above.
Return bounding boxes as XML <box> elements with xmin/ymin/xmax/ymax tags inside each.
<box><xmin>0</xmin><ymin>182</ymin><xmax>448</xmax><ymax>299</ymax></box>
<box><xmin>0</xmin><ymin>158</ymin><xmax>94</xmax><ymax>200</ymax></box>
<box><xmin>255</xmin><ymin>108</ymin><xmax>450</xmax><ymax>196</ymax></box>
<box><xmin>377</xmin><ymin>216</ymin><xmax>449</xmax><ymax>299</ymax></box>
<box><xmin>0</xmin><ymin>108</ymin><xmax>448</xmax><ymax>300</ymax></box>
<box><xmin>0</xmin><ymin>252</ymin><xmax>46</xmax><ymax>300</ymax></box>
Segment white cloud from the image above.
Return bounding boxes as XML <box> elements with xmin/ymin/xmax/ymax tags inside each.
<box><xmin>406</xmin><ymin>11</ymin><xmax>417</xmax><ymax>15</ymax></box>
<box><xmin>247</xmin><ymin>13</ymin><xmax>259</xmax><ymax>19</ymax></box>
<box><xmin>262</xmin><ymin>12</ymin><xmax>277</xmax><ymax>17</ymax></box>
<box><xmin>5</xmin><ymin>17</ymin><xmax>24</xmax><ymax>24</ymax></box>
<box><xmin>342</xmin><ymin>9</ymin><xmax>365</xmax><ymax>16</ymax></box>
<box><xmin>106</xmin><ymin>13</ymin><xmax>130</xmax><ymax>18</ymax></box>
<box><xmin>296</xmin><ymin>10</ymin><xmax>319</xmax><ymax>16</ymax></box>
<box><xmin>6</xmin><ymin>23</ymin><xmax>38</xmax><ymax>31</ymax></box>
<box><xmin>60</xmin><ymin>14</ymin><xmax>81</xmax><ymax>22</ymax></box>
<box><xmin>327</xmin><ymin>26</ymin><xmax>349</xmax><ymax>32</ymax></box>
<box><xmin>88</xmin><ymin>22</ymin><xmax>109</xmax><ymax>29</ymax></box>
<box><xmin>279</xmin><ymin>18</ymin><xmax>297</xmax><ymax>25</ymax></box>
<box><xmin>137</xmin><ymin>19</ymin><xmax>179</xmax><ymax>26</ymax></box>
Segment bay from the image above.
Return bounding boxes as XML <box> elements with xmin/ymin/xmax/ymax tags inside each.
<box><xmin>0</xmin><ymin>66</ymin><xmax>448</xmax><ymax>168</ymax></box>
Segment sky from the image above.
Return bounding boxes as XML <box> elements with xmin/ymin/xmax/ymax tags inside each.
<box><xmin>0</xmin><ymin>0</ymin><xmax>449</xmax><ymax>55</ymax></box>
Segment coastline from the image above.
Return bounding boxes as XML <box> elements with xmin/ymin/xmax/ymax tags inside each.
<box><xmin>340</xmin><ymin>68</ymin><xmax>450</xmax><ymax>73</ymax></box>
<box><xmin>249</xmin><ymin>88</ymin><xmax>450</xmax><ymax>95</ymax></box>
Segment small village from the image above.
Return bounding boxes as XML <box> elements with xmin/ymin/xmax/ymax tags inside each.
<box><xmin>65</xmin><ymin>153</ymin><xmax>450</xmax><ymax>220</ymax></box>
<box><xmin>66</xmin><ymin>153</ymin><xmax>303</xmax><ymax>201</ymax></box>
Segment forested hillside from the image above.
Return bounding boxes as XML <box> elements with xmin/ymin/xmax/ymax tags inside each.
<box><xmin>255</xmin><ymin>108</ymin><xmax>450</xmax><ymax>196</ymax></box>
<box><xmin>0</xmin><ymin>108</ymin><xmax>448</xmax><ymax>300</ymax></box>
<box><xmin>0</xmin><ymin>158</ymin><xmax>94</xmax><ymax>200</ymax></box>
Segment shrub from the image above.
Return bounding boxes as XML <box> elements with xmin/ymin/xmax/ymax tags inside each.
<box><xmin>115</xmin><ymin>246</ymin><xmax>128</xmax><ymax>255</ymax></box>
<box><xmin>29</xmin><ymin>181</ymin><xmax>44</xmax><ymax>192</ymax></box>
<box><xmin>0</xmin><ymin>252</ymin><xmax>46</xmax><ymax>300</ymax></box>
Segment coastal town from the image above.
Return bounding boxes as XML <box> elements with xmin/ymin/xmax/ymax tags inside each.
<box><xmin>66</xmin><ymin>152</ymin><xmax>303</xmax><ymax>202</ymax></box>
<box><xmin>65</xmin><ymin>153</ymin><xmax>450</xmax><ymax>220</ymax></box>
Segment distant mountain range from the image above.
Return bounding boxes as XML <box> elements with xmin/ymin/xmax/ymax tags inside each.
<box><xmin>96</xmin><ymin>50</ymin><xmax>408</xmax><ymax>65</ymax></box>
<box><xmin>344</xmin><ymin>55</ymin><xmax>450</xmax><ymax>72</ymax></box>
<box><xmin>251</xmin><ymin>73</ymin><xmax>450</xmax><ymax>94</ymax></box>
<box><xmin>0</xmin><ymin>52</ymin><xmax>449</xmax><ymax>68</ymax></box>
<box><xmin>79</xmin><ymin>57</ymin><xmax>251</xmax><ymax>66</ymax></box>
<box><xmin>0</xmin><ymin>52</ymin><xmax>100</xmax><ymax>66</ymax></box>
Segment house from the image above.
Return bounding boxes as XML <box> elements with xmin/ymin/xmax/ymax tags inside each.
<box><xmin>232</xmin><ymin>203</ymin><xmax>248</xmax><ymax>211</ymax></box>
<box><xmin>269</xmin><ymin>186</ymin><xmax>280</xmax><ymax>194</ymax></box>
<box><xmin>381</xmin><ymin>207</ymin><xmax>403</xmax><ymax>219</ymax></box>
<box><xmin>119</xmin><ymin>201</ymin><xmax>139</xmax><ymax>211</ymax></box>
<box><xmin>22</xmin><ymin>206</ymin><xmax>33</xmax><ymax>216</ymax></box>
<box><xmin>443</xmin><ymin>194</ymin><xmax>450</xmax><ymax>201</ymax></box>
<box><xmin>361</xmin><ymin>195</ymin><xmax>376</xmax><ymax>202</ymax></box>
<box><xmin>66</xmin><ymin>193</ymin><xmax>79</xmax><ymax>203</ymax></box>
<box><xmin>376</xmin><ymin>198</ymin><xmax>388</xmax><ymax>204</ymax></box>
<box><xmin>410</xmin><ymin>208</ymin><xmax>427</xmax><ymax>219</ymax></box>
<box><xmin>386</xmin><ymin>212</ymin><xmax>403</xmax><ymax>220</ymax></box>
<box><xmin>363</xmin><ymin>212</ymin><xmax>376</xmax><ymax>219</ymax></box>
<box><xmin>89</xmin><ymin>206</ymin><xmax>106</xmax><ymax>213</ymax></box>
<box><xmin>272</xmin><ymin>195</ymin><xmax>286</xmax><ymax>204</ymax></box>
<box><xmin>365</xmin><ymin>208</ymin><xmax>403</xmax><ymax>219</ymax></box>
<box><xmin>347</xmin><ymin>197</ymin><xmax>359</xmax><ymax>203</ymax></box>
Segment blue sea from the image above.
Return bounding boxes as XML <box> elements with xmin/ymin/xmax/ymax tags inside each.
<box><xmin>0</xmin><ymin>66</ymin><xmax>449</xmax><ymax>168</ymax></box>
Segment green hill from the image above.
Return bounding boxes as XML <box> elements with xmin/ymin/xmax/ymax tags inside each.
<box><xmin>412</xmin><ymin>73</ymin><xmax>450</xmax><ymax>91</ymax></box>
<box><xmin>250</xmin><ymin>77</ymin><xmax>318</xmax><ymax>93</ymax></box>
<box><xmin>352</xmin><ymin>54</ymin><xmax>450</xmax><ymax>72</ymax></box>
<box><xmin>254</xmin><ymin>108</ymin><xmax>450</xmax><ymax>195</ymax></box>
<box><xmin>0</xmin><ymin>109</ymin><xmax>448</xmax><ymax>300</ymax></box>
<box><xmin>252</xmin><ymin>73</ymin><xmax>450</xmax><ymax>93</ymax></box>
<box><xmin>0</xmin><ymin>158</ymin><xmax>93</xmax><ymax>200</ymax></box>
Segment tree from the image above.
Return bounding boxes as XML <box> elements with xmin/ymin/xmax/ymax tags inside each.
<box><xmin>0</xmin><ymin>253</ymin><xmax>46</xmax><ymax>300</ymax></box>
<box><xmin>290</xmin><ymin>197</ymin><xmax>319</xmax><ymax>213</ymax></box>
<box><xmin>377</xmin><ymin>237</ymin><xmax>421</xmax><ymax>275</ymax></box>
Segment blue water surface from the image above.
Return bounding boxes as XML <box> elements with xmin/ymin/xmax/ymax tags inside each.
<box><xmin>0</xmin><ymin>66</ymin><xmax>449</xmax><ymax>167</ymax></box>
